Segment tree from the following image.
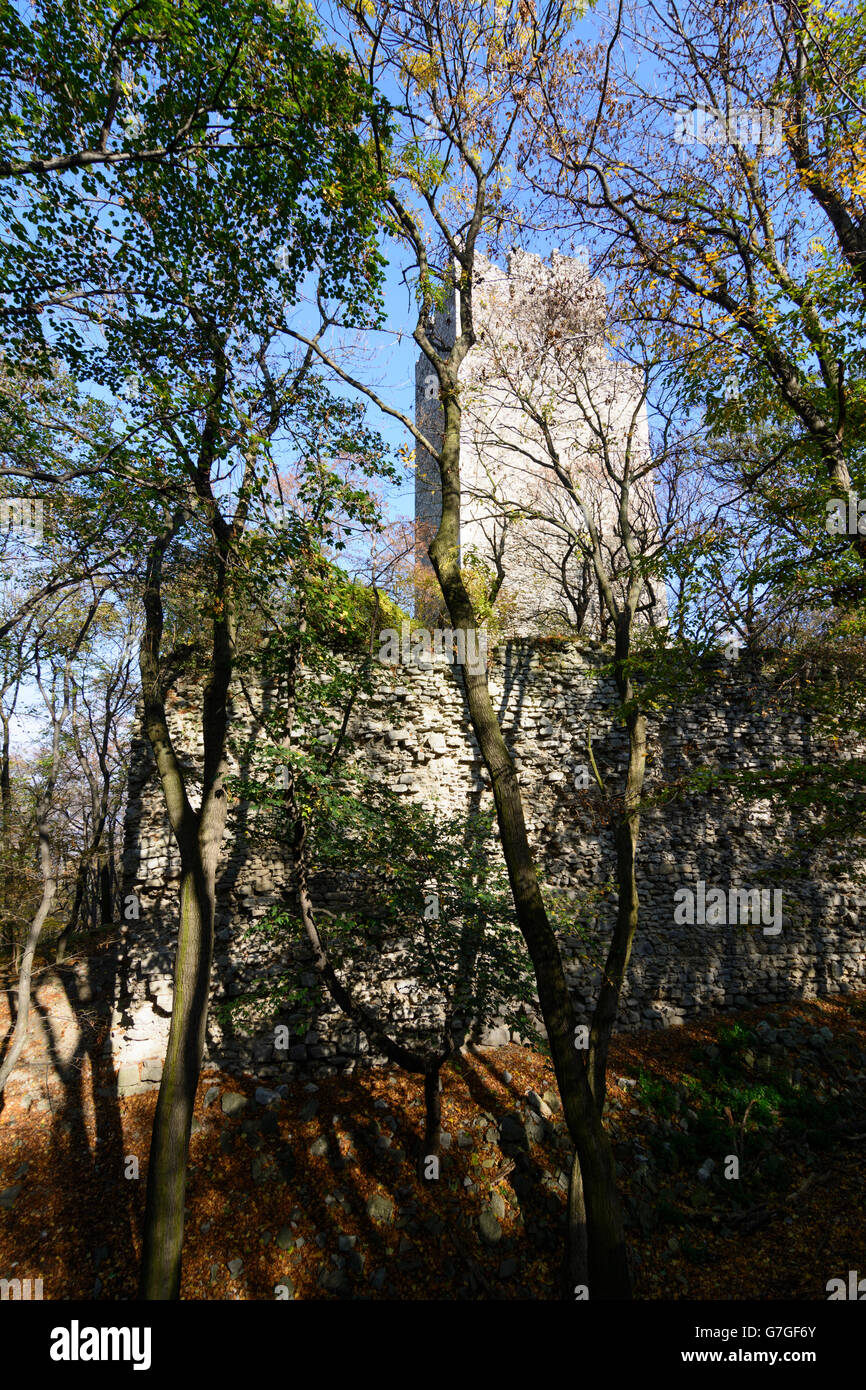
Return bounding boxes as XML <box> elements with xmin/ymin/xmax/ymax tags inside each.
<box><xmin>0</xmin><ymin>583</ymin><xmax>106</xmax><ymax>1092</ymax></box>
<box><xmin>452</xmin><ymin>253</ymin><xmax>685</xmax><ymax>1269</ymax></box>
<box><xmin>0</xmin><ymin>614</ymin><xmax>36</xmax><ymax>971</ymax></box>
<box><xmin>55</xmin><ymin>593</ymin><xmax>139</xmax><ymax>960</ymax></box>
<box><xmin>232</xmin><ymin>456</ymin><xmax>538</xmax><ymax>1181</ymax></box>
<box><xmin>0</xmin><ymin>0</ymin><xmax>385</xmax><ymax>366</ymax></box>
<box><xmin>286</xmin><ymin>0</ymin><xmax>633</xmax><ymax>1297</ymax></box>
<box><xmin>523</xmin><ymin>0</ymin><xmax>866</xmax><ymax>543</ymax></box>
<box><xmin>1</xmin><ymin>0</ymin><xmax>391</xmax><ymax>1297</ymax></box>
<box><xmin>0</xmin><ymin>359</ymin><xmax>150</xmax><ymax>642</ymax></box>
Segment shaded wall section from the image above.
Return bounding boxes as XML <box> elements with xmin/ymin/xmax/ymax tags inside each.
<box><xmin>113</xmin><ymin>640</ymin><xmax>866</xmax><ymax>1093</ymax></box>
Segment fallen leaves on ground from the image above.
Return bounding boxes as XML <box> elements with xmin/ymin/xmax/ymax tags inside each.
<box><xmin>1</xmin><ymin>991</ymin><xmax>864</xmax><ymax>1299</ymax></box>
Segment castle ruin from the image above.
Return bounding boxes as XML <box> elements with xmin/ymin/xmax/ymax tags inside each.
<box><xmin>415</xmin><ymin>249</ymin><xmax>666</xmax><ymax>634</ymax></box>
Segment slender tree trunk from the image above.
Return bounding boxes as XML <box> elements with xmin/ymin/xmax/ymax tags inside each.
<box><xmin>571</xmin><ymin>627</ymin><xmax>648</xmax><ymax>1291</ymax></box>
<box><xmin>55</xmin><ymin>858</ymin><xmax>87</xmax><ymax>963</ymax></box>
<box><xmin>0</xmin><ymin>711</ymin><xmax>11</xmax><ymax>964</ymax></box>
<box><xmin>1</xmin><ymin>603</ymin><xmax>98</xmax><ymax>1089</ymax></box>
<box><xmin>99</xmin><ymin>849</ymin><xmax>113</xmax><ymax>926</ymax></box>
<box><xmin>428</xmin><ymin>387</ymin><xmax>631</xmax><ymax>1299</ymax></box>
<box><xmin>138</xmin><ymin>790</ymin><xmax>225</xmax><ymax>1299</ymax></box>
<box><xmin>0</xmin><ymin>711</ymin><xmax>10</xmax><ymax>830</ymax></box>
<box><xmin>107</xmin><ymin>815</ymin><xmax>121</xmax><ymax>923</ymax></box>
<box><xmin>56</xmin><ymin>801</ymin><xmax>112</xmax><ymax>961</ymax></box>
<box><xmin>420</xmin><ymin>1064</ymin><xmax>442</xmax><ymax>1180</ymax></box>
<box><xmin>137</xmin><ymin>508</ymin><xmax>232</xmax><ymax>1300</ymax></box>
<box><xmin>0</xmin><ymin>816</ymin><xmax>56</xmax><ymax>1092</ymax></box>
<box><xmin>588</xmin><ymin>705</ymin><xmax>647</xmax><ymax>1109</ymax></box>
<box><xmin>567</xmin><ymin>1149</ymin><xmax>589</xmax><ymax>1292</ymax></box>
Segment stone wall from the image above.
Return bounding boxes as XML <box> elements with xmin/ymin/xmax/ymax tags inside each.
<box><xmin>112</xmin><ymin>639</ymin><xmax>866</xmax><ymax>1093</ymax></box>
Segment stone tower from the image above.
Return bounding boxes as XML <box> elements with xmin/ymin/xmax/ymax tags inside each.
<box><xmin>415</xmin><ymin>249</ymin><xmax>665</xmax><ymax>635</ymax></box>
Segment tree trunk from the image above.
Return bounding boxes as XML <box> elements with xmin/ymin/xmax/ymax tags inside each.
<box><xmin>567</xmin><ymin>1149</ymin><xmax>589</xmax><ymax>1292</ymax></box>
<box><xmin>138</xmin><ymin>790</ymin><xmax>225</xmax><ymax>1299</ymax></box>
<box><xmin>0</xmin><ymin>818</ymin><xmax>56</xmax><ymax>1092</ymax></box>
<box><xmin>588</xmin><ymin>705</ymin><xmax>646</xmax><ymax>1110</ymax></box>
<box><xmin>0</xmin><ymin>711</ymin><xmax>10</xmax><ymax>831</ymax></box>
<box><xmin>420</xmin><ymin>1065</ymin><xmax>442</xmax><ymax>1180</ymax></box>
<box><xmin>137</xmin><ymin>509</ymin><xmax>232</xmax><ymax>1300</ymax></box>
<box><xmin>56</xmin><ymin>802</ymin><xmax>113</xmax><ymax>962</ymax></box>
<box><xmin>55</xmin><ymin>858</ymin><xmax>87</xmax><ymax>963</ymax></box>
<box><xmin>0</xmin><ymin>607</ymin><xmax>95</xmax><ymax>1090</ymax></box>
<box><xmin>99</xmin><ymin>849</ymin><xmax>113</xmax><ymax>926</ymax></box>
<box><xmin>428</xmin><ymin>387</ymin><xmax>631</xmax><ymax>1298</ymax></box>
<box><xmin>0</xmin><ymin>711</ymin><xmax>11</xmax><ymax>964</ymax></box>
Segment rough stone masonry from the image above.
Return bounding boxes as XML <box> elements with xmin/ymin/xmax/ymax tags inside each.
<box><xmin>110</xmin><ymin>638</ymin><xmax>866</xmax><ymax>1095</ymax></box>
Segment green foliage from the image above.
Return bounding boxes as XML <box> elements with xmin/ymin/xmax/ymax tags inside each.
<box><xmin>0</xmin><ymin>0</ymin><xmax>391</xmax><ymax>375</ymax></box>
<box><xmin>545</xmin><ymin>878</ymin><xmax>616</xmax><ymax>972</ymax></box>
<box><xmin>632</xmin><ymin>1011</ymin><xmax>857</xmax><ymax>1217</ymax></box>
<box><xmin>460</xmin><ymin>547</ymin><xmax>515</xmax><ymax>647</ymax></box>
<box><xmin>297</xmin><ymin>565</ymin><xmax>407</xmax><ymax>652</ymax></box>
<box><xmin>237</xmin><ymin>744</ymin><xmax>540</xmax><ymax>1047</ymax></box>
<box><xmin>716</xmin><ymin>1021</ymin><xmax>753</xmax><ymax>1050</ymax></box>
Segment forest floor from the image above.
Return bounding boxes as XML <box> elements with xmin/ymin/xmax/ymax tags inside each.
<box><xmin>1</xmin><ymin>986</ymin><xmax>865</xmax><ymax>1300</ymax></box>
